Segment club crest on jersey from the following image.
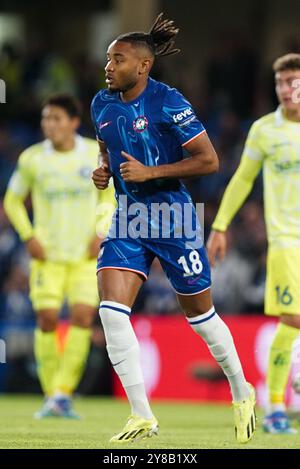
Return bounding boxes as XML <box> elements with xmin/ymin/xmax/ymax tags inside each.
<box><xmin>133</xmin><ymin>116</ymin><xmax>148</xmax><ymax>133</ymax></box>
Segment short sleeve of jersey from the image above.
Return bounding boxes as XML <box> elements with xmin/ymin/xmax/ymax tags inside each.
<box><xmin>8</xmin><ymin>148</ymin><xmax>34</xmax><ymax>197</ymax></box>
<box><xmin>91</xmin><ymin>94</ymin><xmax>103</xmax><ymax>142</ymax></box>
<box><xmin>161</xmin><ymin>88</ymin><xmax>205</xmax><ymax>146</ymax></box>
<box><xmin>241</xmin><ymin>120</ymin><xmax>265</xmax><ymax>163</ymax></box>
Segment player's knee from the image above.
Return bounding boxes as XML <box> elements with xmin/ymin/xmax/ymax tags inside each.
<box><xmin>71</xmin><ymin>305</ymin><xmax>95</xmax><ymax>328</ymax></box>
<box><xmin>71</xmin><ymin>315</ymin><xmax>93</xmax><ymax>328</ymax></box>
<box><xmin>97</xmin><ymin>271</ymin><xmax>133</xmax><ymax>305</ymax></box>
<box><xmin>178</xmin><ymin>289</ymin><xmax>213</xmax><ymax>318</ymax></box>
<box><xmin>37</xmin><ymin>312</ymin><xmax>57</xmax><ymax>332</ymax></box>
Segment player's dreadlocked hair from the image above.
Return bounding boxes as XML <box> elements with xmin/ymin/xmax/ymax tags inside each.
<box><xmin>116</xmin><ymin>12</ymin><xmax>180</xmax><ymax>58</ymax></box>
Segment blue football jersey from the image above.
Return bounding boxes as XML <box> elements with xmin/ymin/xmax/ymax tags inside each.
<box><xmin>91</xmin><ymin>77</ymin><xmax>205</xmax><ymax>206</ymax></box>
<box><xmin>93</xmin><ymin>78</ymin><xmax>211</xmax><ymax>293</ymax></box>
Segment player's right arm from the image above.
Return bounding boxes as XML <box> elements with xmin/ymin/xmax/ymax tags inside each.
<box><xmin>3</xmin><ymin>149</ymin><xmax>45</xmax><ymax>260</ymax></box>
<box><xmin>92</xmin><ymin>140</ymin><xmax>112</xmax><ymax>190</ymax></box>
<box><xmin>207</xmin><ymin>122</ymin><xmax>265</xmax><ymax>267</ymax></box>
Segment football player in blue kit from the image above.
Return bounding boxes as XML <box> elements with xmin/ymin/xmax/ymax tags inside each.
<box><xmin>91</xmin><ymin>13</ymin><xmax>256</xmax><ymax>444</ymax></box>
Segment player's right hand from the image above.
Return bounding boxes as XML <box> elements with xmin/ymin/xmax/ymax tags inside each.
<box><xmin>206</xmin><ymin>230</ymin><xmax>227</xmax><ymax>267</ymax></box>
<box><xmin>26</xmin><ymin>237</ymin><xmax>46</xmax><ymax>260</ymax></box>
<box><xmin>92</xmin><ymin>164</ymin><xmax>111</xmax><ymax>190</ymax></box>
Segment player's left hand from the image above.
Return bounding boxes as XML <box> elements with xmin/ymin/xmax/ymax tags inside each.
<box><xmin>120</xmin><ymin>151</ymin><xmax>152</xmax><ymax>183</ymax></box>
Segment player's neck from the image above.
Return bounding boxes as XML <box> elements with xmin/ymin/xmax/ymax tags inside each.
<box><xmin>52</xmin><ymin>135</ymin><xmax>76</xmax><ymax>152</ymax></box>
<box><xmin>283</xmin><ymin>107</ymin><xmax>300</xmax><ymax>122</ymax></box>
<box><xmin>120</xmin><ymin>78</ymin><xmax>148</xmax><ymax>103</ymax></box>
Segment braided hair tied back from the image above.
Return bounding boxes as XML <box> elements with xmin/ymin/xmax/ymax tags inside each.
<box><xmin>116</xmin><ymin>12</ymin><xmax>180</xmax><ymax>58</ymax></box>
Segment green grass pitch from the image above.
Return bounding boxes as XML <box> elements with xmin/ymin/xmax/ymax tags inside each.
<box><xmin>0</xmin><ymin>395</ymin><xmax>299</xmax><ymax>449</ymax></box>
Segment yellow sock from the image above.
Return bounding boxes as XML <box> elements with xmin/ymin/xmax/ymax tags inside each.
<box><xmin>53</xmin><ymin>326</ymin><xmax>91</xmax><ymax>395</ymax></box>
<box><xmin>34</xmin><ymin>329</ymin><xmax>59</xmax><ymax>396</ymax></box>
<box><xmin>267</xmin><ymin>322</ymin><xmax>299</xmax><ymax>405</ymax></box>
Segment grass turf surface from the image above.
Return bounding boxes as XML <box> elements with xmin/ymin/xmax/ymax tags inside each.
<box><xmin>0</xmin><ymin>395</ymin><xmax>299</xmax><ymax>449</ymax></box>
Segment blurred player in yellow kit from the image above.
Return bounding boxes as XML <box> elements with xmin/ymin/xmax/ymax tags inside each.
<box><xmin>207</xmin><ymin>54</ymin><xmax>300</xmax><ymax>434</ymax></box>
<box><xmin>4</xmin><ymin>94</ymin><xmax>115</xmax><ymax>418</ymax></box>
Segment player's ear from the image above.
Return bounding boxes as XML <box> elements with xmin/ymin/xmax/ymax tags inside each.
<box><xmin>138</xmin><ymin>59</ymin><xmax>152</xmax><ymax>75</ymax></box>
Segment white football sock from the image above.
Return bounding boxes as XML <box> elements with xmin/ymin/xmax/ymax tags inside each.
<box><xmin>99</xmin><ymin>301</ymin><xmax>153</xmax><ymax>419</ymax></box>
<box><xmin>187</xmin><ymin>307</ymin><xmax>250</xmax><ymax>402</ymax></box>
<box><xmin>124</xmin><ymin>383</ymin><xmax>153</xmax><ymax>420</ymax></box>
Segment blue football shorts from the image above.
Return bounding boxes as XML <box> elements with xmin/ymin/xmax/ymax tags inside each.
<box><xmin>97</xmin><ymin>236</ymin><xmax>211</xmax><ymax>295</ymax></box>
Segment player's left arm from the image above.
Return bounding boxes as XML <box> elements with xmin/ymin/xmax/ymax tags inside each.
<box><xmin>120</xmin><ymin>132</ymin><xmax>218</xmax><ymax>183</ymax></box>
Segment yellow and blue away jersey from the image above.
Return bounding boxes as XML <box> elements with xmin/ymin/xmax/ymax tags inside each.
<box><xmin>213</xmin><ymin>106</ymin><xmax>300</xmax><ymax>248</ymax></box>
<box><xmin>6</xmin><ymin>135</ymin><xmax>115</xmax><ymax>262</ymax></box>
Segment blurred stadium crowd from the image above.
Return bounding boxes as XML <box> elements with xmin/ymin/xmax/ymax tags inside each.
<box><xmin>0</xmin><ymin>21</ymin><xmax>298</xmax><ymax>392</ymax></box>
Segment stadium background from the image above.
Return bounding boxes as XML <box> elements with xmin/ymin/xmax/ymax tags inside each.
<box><xmin>0</xmin><ymin>0</ymin><xmax>300</xmax><ymax>409</ymax></box>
